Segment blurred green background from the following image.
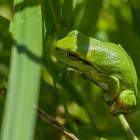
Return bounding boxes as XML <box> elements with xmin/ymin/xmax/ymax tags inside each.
<box><xmin>0</xmin><ymin>0</ymin><xmax>140</xmax><ymax>140</ymax></box>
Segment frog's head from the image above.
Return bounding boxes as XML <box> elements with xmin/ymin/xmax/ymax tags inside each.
<box><xmin>55</xmin><ymin>30</ymin><xmax>95</xmax><ymax>74</ymax></box>
<box><xmin>110</xmin><ymin>90</ymin><xmax>138</xmax><ymax>115</ymax></box>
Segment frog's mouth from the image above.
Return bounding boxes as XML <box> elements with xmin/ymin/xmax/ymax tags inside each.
<box><xmin>58</xmin><ymin>59</ymin><xmax>79</xmax><ymax>71</ymax></box>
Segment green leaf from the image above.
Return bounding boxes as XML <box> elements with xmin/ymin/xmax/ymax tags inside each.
<box><xmin>0</xmin><ymin>1</ymin><xmax>43</xmax><ymax>140</ymax></box>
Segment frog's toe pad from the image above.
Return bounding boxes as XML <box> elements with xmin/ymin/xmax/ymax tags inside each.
<box><xmin>119</xmin><ymin>90</ymin><xmax>137</xmax><ymax>107</ymax></box>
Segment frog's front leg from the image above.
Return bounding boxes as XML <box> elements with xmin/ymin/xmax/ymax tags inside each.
<box><xmin>92</xmin><ymin>74</ymin><xmax>121</xmax><ymax>104</ymax></box>
<box><xmin>102</xmin><ymin>75</ymin><xmax>121</xmax><ymax>104</ymax></box>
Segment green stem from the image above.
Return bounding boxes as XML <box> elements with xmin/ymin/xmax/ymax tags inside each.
<box><xmin>118</xmin><ymin>114</ymin><xmax>139</xmax><ymax>140</ymax></box>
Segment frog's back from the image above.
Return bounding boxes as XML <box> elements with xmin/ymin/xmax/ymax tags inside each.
<box><xmin>86</xmin><ymin>38</ymin><xmax>138</xmax><ymax>90</ymax></box>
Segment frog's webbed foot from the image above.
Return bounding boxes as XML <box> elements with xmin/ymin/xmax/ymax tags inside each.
<box><xmin>109</xmin><ymin>90</ymin><xmax>137</xmax><ymax>115</ymax></box>
<box><xmin>119</xmin><ymin>90</ymin><xmax>137</xmax><ymax>107</ymax></box>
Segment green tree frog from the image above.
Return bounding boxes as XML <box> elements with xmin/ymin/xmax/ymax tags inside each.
<box><xmin>54</xmin><ymin>30</ymin><xmax>139</xmax><ymax>115</ymax></box>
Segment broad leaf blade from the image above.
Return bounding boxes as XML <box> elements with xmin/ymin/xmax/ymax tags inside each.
<box><xmin>0</xmin><ymin>1</ymin><xmax>42</xmax><ymax>140</ymax></box>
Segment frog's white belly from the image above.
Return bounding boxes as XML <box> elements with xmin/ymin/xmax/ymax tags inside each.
<box><xmin>97</xmin><ymin>82</ymin><xmax>109</xmax><ymax>91</ymax></box>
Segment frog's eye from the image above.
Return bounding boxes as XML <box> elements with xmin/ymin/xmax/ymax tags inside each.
<box><xmin>67</xmin><ymin>51</ymin><xmax>79</xmax><ymax>61</ymax></box>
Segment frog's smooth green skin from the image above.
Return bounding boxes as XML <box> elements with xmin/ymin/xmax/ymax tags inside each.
<box><xmin>55</xmin><ymin>30</ymin><xmax>139</xmax><ymax>115</ymax></box>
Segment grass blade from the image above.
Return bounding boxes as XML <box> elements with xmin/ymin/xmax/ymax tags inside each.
<box><xmin>0</xmin><ymin>0</ymin><xmax>42</xmax><ymax>140</ymax></box>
